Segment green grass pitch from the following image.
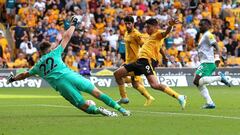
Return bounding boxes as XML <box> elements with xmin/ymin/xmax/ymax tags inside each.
<box><xmin>0</xmin><ymin>86</ymin><xmax>240</xmax><ymax>135</ymax></box>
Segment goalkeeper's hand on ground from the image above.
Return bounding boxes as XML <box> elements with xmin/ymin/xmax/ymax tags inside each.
<box><xmin>7</xmin><ymin>72</ymin><xmax>15</xmax><ymax>84</ymax></box>
<box><xmin>71</xmin><ymin>15</ymin><xmax>82</xmax><ymax>27</ymax></box>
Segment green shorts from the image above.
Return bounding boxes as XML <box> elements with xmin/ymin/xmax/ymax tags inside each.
<box><xmin>55</xmin><ymin>73</ymin><xmax>95</xmax><ymax>108</ymax></box>
<box><xmin>195</xmin><ymin>63</ymin><xmax>216</xmax><ymax>77</ymax></box>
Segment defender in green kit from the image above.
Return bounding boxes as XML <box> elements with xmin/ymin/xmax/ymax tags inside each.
<box><xmin>7</xmin><ymin>15</ymin><xmax>130</xmax><ymax>117</ymax></box>
<box><xmin>193</xmin><ymin>19</ymin><xmax>231</xmax><ymax>109</ymax></box>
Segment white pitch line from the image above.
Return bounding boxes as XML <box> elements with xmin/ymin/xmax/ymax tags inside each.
<box><xmin>1</xmin><ymin>104</ymin><xmax>240</xmax><ymax>120</ymax></box>
<box><xmin>132</xmin><ymin>110</ymin><xmax>240</xmax><ymax>120</ymax></box>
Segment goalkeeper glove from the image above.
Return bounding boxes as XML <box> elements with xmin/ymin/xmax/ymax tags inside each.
<box><xmin>71</xmin><ymin>15</ymin><xmax>81</xmax><ymax>27</ymax></box>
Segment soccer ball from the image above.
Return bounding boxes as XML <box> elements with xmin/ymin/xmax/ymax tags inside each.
<box><xmin>85</xmin><ymin>100</ymin><xmax>96</xmax><ymax>106</ymax></box>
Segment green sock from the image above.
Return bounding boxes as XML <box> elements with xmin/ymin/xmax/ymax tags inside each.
<box><xmin>99</xmin><ymin>93</ymin><xmax>121</xmax><ymax>110</ymax></box>
<box><xmin>118</xmin><ymin>107</ymin><xmax>127</xmax><ymax>113</ymax></box>
<box><xmin>86</xmin><ymin>105</ymin><xmax>99</xmax><ymax>114</ymax></box>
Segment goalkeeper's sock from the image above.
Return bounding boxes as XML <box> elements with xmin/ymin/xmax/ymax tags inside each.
<box><xmin>199</xmin><ymin>76</ymin><xmax>221</xmax><ymax>86</ymax></box>
<box><xmin>136</xmin><ymin>84</ymin><xmax>151</xmax><ymax>99</ymax></box>
<box><xmin>118</xmin><ymin>107</ymin><xmax>127</xmax><ymax>114</ymax></box>
<box><xmin>119</xmin><ymin>85</ymin><xmax>128</xmax><ymax>98</ymax></box>
<box><xmin>163</xmin><ymin>87</ymin><xmax>180</xmax><ymax>99</ymax></box>
<box><xmin>198</xmin><ymin>85</ymin><xmax>214</xmax><ymax>104</ymax></box>
<box><xmin>85</xmin><ymin>105</ymin><xmax>99</xmax><ymax>114</ymax></box>
<box><xmin>99</xmin><ymin>93</ymin><xmax>129</xmax><ymax>114</ymax></box>
<box><xmin>99</xmin><ymin>93</ymin><xmax>121</xmax><ymax>110</ymax></box>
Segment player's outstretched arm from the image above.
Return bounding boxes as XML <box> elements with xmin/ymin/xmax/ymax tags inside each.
<box><xmin>162</xmin><ymin>18</ymin><xmax>180</xmax><ymax>38</ymax></box>
<box><xmin>7</xmin><ymin>72</ymin><xmax>31</xmax><ymax>84</ymax></box>
<box><xmin>60</xmin><ymin>26</ymin><xmax>76</xmax><ymax>49</ymax></box>
<box><xmin>60</xmin><ymin>16</ymin><xmax>81</xmax><ymax>49</ymax></box>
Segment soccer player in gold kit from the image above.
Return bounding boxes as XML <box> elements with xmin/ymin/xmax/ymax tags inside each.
<box><xmin>114</xmin><ymin>18</ymin><xmax>187</xmax><ymax>109</ymax></box>
<box><xmin>117</xmin><ymin>16</ymin><xmax>155</xmax><ymax>106</ymax></box>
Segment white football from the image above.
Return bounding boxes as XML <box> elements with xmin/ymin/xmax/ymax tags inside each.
<box><xmin>85</xmin><ymin>100</ymin><xmax>96</xmax><ymax>106</ymax></box>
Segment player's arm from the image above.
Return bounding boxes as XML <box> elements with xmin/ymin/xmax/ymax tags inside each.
<box><xmin>213</xmin><ymin>42</ymin><xmax>221</xmax><ymax>67</ymax></box>
<box><xmin>60</xmin><ymin>26</ymin><xmax>76</xmax><ymax>49</ymax></box>
<box><xmin>162</xmin><ymin>18</ymin><xmax>180</xmax><ymax>38</ymax></box>
<box><xmin>212</xmin><ymin>42</ymin><xmax>220</xmax><ymax>55</ymax></box>
<box><xmin>209</xmin><ymin>34</ymin><xmax>220</xmax><ymax>57</ymax></box>
<box><xmin>138</xmin><ymin>33</ymin><xmax>146</xmax><ymax>46</ymax></box>
<box><xmin>160</xmin><ymin>48</ymin><xmax>168</xmax><ymax>62</ymax></box>
<box><xmin>7</xmin><ymin>72</ymin><xmax>32</xmax><ymax>84</ymax></box>
<box><xmin>210</xmin><ymin>35</ymin><xmax>220</xmax><ymax>67</ymax></box>
<box><xmin>60</xmin><ymin>16</ymin><xmax>81</xmax><ymax>49</ymax></box>
<box><xmin>133</xmin><ymin>31</ymin><xmax>145</xmax><ymax>46</ymax></box>
<box><xmin>135</xmin><ymin>36</ymin><xmax>144</xmax><ymax>46</ymax></box>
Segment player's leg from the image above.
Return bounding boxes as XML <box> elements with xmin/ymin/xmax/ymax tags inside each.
<box><xmin>198</xmin><ymin>74</ymin><xmax>230</xmax><ymax>87</ymax></box>
<box><xmin>124</xmin><ymin>76</ymin><xmax>132</xmax><ymax>83</ymax></box>
<box><xmin>60</xmin><ymin>89</ymin><xmax>117</xmax><ymax>116</ymax></box>
<box><xmin>199</xmin><ymin>85</ymin><xmax>216</xmax><ymax>109</ymax></box>
<box><xmin>57</xmin><ymin>82</ymin><xmax>100</xmax><ymax>115</ymax></box>
<box><xmin>114</xmin><ymin>66</ymin><xmax>132</xmax><ymax>104</ymax></box>
<box><xmin>131</xmin><ymin>76</ymin><xmax>155</xmax><ymax>106</ymax></box>
<box><xmin>73</xmin><ymin>74</ymin><xmax>130</xmax><ymax>116</ymax></box>
<box><xmin>193</xmin><ymin>63</ymin><xmax>217</xmax><ymax>108</ymax></box>
<box><xmin>90</xmin><ymin>87</ymin><xmax>130</xmax><ymax>116</ymax></box>
<box><xmin>194</xmin><ymin>63</ymin><xmax>230</xmax><ymax>87</ymax></box>
<box><xmin>115</xmin><ymin>76</ymin><xmax>131</xmax><ymax>104</ymax></box>
<box><xmin>193</xmin><ymin>74</ymin><xmax>215</xmax><ymax>108</ymax></box>
<box><xmin>136</xmin><ymin>58</ymin><xmax>186</xmax><ymax>108</ymax></box>
<box><xmin>56</xmin><ymin>77</ymin><xmax>117</xmax><ymax>116</ymax></box>
<box><xmin>146</xmin><ymin>74</ymin><xmax>186</xmax><ymax>109</ymax></box>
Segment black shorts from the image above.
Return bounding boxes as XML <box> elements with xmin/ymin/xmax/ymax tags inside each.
<box><xmin>124</xmin><ymin>58</ymin><xmax>157</xmax><ymax>76</ymax></box>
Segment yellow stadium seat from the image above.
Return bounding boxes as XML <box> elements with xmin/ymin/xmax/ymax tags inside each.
<box><xmin>236</xmin><ymin>57</ymin><xmax>240</xmax><ymax>65</ymax></box>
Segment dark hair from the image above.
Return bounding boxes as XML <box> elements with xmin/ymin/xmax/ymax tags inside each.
<box><xmin>200</xmin><ymin>19</ymin><xmax>211</xmax><ymax>26</ymax></box>
<box><xmin>124</xmin><ymin>16</ymin><xmax>134</xmax><ymax>23</ymax></box>
<box><xmin>145</xmin><ymin>18</ymin><xmax>158</xmax><ymax>26</ymax></box>
<box><xmin>39</xmin><ymin>41</ymin><xmax>51</xmax><ymax>53</ymax></box>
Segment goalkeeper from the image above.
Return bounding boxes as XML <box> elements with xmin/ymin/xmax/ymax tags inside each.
<box><xmin>7</xmin><ymin>16</ymin><xmax>130</xmax><ymax>117</ymax></box>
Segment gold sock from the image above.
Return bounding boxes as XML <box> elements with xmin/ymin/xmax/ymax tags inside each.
<box><xmin>163</xmin><ymin>87</ymin><xmax>180</xmax><ymax>99</ymax></box>
<box><xmin>136</xmin><ymin>85</ymin><xmax>151</xmax><ymax>99</ymax></box>
<box><xmin>119</xmin><ymin>85</ymin><xmax>127</xmax><ymax>98</ymax></box>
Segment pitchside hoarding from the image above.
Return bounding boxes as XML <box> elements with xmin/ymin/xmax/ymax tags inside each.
<box><xmin>0</xmin><ymin>68</ymin><xmax>239</xmax><ymax>88</ymax></box>
<box><xmin>0</xmin><ymin>70</ymin><xmax>48</xmax><ymax>88</ymax></box>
